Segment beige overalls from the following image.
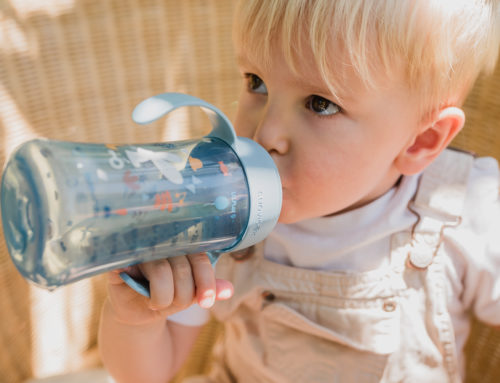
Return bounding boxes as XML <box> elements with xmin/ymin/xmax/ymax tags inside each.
<box><xmin>186</xmin><ymin>149</ymin><xmax>473</xmax><ymax>383</ymax></box>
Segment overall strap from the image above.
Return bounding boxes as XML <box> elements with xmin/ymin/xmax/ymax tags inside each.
<box><xmin>407</xmin><ymin>148</ymin><xmax>474</xmax><ymax>269</ymax></box>
<box><xmin>406</xmin><ymin>149</ymin><xmax>475</xmax><ymax>382</ymax></box>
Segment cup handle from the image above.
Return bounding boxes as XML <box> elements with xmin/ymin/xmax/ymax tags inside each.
<box><xmin>119</xmin><ymin>271</ymin><xmax>151</xmax><ymax>298</ymax></box>
<box><xmin>132</xmin><ymin>92</ymin><xmax>237</xmax><ymax>148</ymax></box>
<box><xmin>119</xmin><ymin>251</ymin><xmax>222</xmax><ymax>298</ymax></box>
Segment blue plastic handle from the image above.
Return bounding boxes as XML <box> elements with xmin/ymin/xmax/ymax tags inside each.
<box><xmin>119</xmin><ymin>272</ymin><xmax>151</xmax><ymax>298</ymax></box>
<box><xmin>132</xmin><ymin>92</ymin><xmax>237</xmax><ymax>148</ymax></box>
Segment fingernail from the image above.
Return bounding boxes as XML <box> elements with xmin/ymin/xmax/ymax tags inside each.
<box><xmin>218</xmin><ymin>289</ymin><xmax>232</xmax><ymax>300</ymax></box>
<box><xmin>200</xmin><ymin>291</ymin><xmax>215</xmax><ymax>308</ymax></box>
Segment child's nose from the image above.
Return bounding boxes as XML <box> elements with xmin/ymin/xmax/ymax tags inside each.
<box><xmin>253</xmin><ymin>104</ymin><xmax>289</xmax><ymax>155</ymax></box>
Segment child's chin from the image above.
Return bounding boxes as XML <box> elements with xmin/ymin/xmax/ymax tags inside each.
<box><xmin>277</xmin><ymin>211</ymin><xmax>291</xmax><ymax>224</ymax></box>
<box><xmin>277</xmin><ymin>209</ymin><xmax>301</xmax><ymax>225</ymax></box>
<box><xmin>277</xmin><ymin>197</ymin><xmax>318</xmax><ymax>224</ymax></box>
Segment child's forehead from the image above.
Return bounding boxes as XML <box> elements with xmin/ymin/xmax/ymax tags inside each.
<box><xmin>236</xmin><ymin>38</ymin><xmax>404</xmax><ymax>101</ymax></box>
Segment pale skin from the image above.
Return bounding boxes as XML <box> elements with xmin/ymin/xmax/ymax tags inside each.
<box><xmin>98</xmin><ymin>38</ymin><xmax>466</xmax><ymax>383</ymax></box>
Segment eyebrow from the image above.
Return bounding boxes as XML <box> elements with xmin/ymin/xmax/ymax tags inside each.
<box><xmin>292</xmin><ymin>79</ymin><xmax>332</xmax><ymax>97</ymax></box>
<box><xmin>237</xmin><ymin>54</ymin><xmax>261</xmax><ymax>72</ymax></box>
<box><xmin>291</xmin><ymin>77</ymin><xmax>348</xmax><ymax>106</ymax></box>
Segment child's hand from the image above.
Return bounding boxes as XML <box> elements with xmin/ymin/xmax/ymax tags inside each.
<box><xmin>105</xmin><ymin>253</ymin><xmax>233</xmax><ymax>326</ymax></box>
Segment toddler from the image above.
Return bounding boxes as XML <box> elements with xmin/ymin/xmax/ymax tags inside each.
<box><xmin>99</xmin><ymin>0</ymin><xmax>500</xmax><ymax>382</ymax></box>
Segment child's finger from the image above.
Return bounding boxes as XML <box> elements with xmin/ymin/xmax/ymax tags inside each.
<box><xmin>187</xmin><ymin>253</ymin><xmax>216</xmax><ymax>309</ymax></box>
<box><xmin>168</xmin><ymin>255</ymin><xmax>196</xmax><ymax>309</ymax></box>
<box><xmin>139</xmin><ymin>259</ymin><xmax>174</xmax><ymax>311</ymax></box>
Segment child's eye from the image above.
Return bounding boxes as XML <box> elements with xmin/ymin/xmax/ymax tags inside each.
<box><xmin>245</xmin><ymin>73</ymin><xmax>267</xmax><ymax>94</ymax></box>
<box><xmin>306</xmin><ymin>95</ymin><xmax>340</xmax><ymax>116</ymax></box>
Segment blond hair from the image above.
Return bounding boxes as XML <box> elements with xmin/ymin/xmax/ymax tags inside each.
<box><xmin>234</xmin><ymin>0</ymin><xmax>500</xmax><ymax>119</ymax></box>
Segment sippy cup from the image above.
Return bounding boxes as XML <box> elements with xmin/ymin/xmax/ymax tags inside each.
<box><xmin>1</xmin><ymin>93</ymin><xmax>282</xmax><ymax>297</ymax></box>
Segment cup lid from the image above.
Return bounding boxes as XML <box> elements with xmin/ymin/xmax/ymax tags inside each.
<box><xmin>227</xmin><ymin>137</ymin><xmax>282</xmax><ymax>252</ymax></box>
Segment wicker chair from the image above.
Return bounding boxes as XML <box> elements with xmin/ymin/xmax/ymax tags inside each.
<box><xmin>0</xmin><ymin>1</ymin><xmax>499</xmax><ymax>382</ymax></box>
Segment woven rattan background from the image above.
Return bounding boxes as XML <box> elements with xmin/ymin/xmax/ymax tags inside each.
<box><xmin>0</xmin><ymin>1</ymin><xmax>499</xmax><ymax>382</ymax></box>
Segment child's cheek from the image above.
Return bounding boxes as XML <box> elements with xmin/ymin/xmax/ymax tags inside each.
<box><xmin>234</xmin><ymin>109</ymin><xmax>255</xmax><ymax>139</ymax></box>
<box><xmin>235</xmin><ymin>94</ymin><xmax>268</xmax><ymax>138</ymax></box>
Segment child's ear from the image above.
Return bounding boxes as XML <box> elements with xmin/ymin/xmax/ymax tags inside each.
<box><xmin>395</xmin><ymin>106</ymin><xmax>465</xmax><ymax>175</ymax></box>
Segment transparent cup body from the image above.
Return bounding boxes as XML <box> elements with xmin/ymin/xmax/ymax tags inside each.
<box><xmin>1</xmin><ymin>138</ymin><xmax>250</xmax><ymax>289</ymax></box>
